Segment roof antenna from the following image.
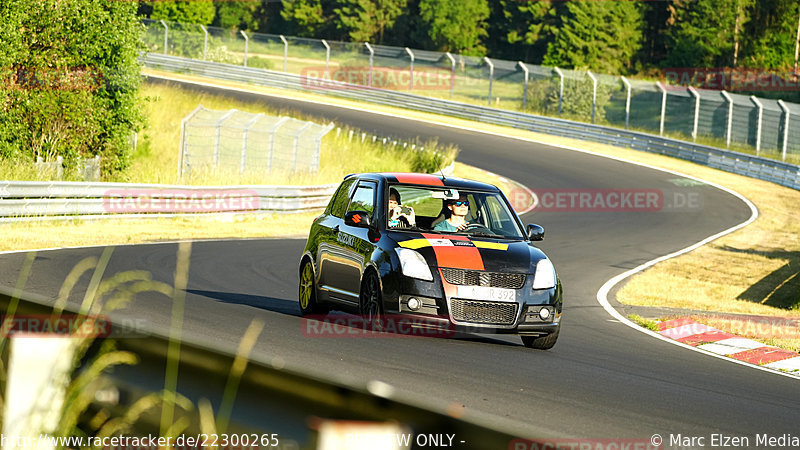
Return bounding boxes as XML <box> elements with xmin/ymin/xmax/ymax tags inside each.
<box><xmin>436</xmin><ymin>152</ymin><xmax>447</xmax><ymax>182</ymax></box>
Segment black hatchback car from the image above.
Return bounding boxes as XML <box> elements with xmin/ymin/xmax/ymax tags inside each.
<box><xmin>298</xmin><ymin>173</ymin><xmax>562</xmax><ymax>349</ymax></box>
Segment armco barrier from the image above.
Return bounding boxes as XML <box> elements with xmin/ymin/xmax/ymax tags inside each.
<box><xmin>0</xmin><ymin>180</ymin><xmax>337</xmax><ymax>221</ymax></box>
<box><xmin>141</xmin><ymin>53</ymin><xmax>800</xmax><ymax>192</ymax></box>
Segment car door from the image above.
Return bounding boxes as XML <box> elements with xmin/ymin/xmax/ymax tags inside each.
<box><xmin>320</xmin><ymin>180</ymin><xmax>378</xmax><ymax>304</ymax></box>
<box><xmin>316</xmin><ymin>178</ymin><xmax>355</xmax><ymax>303</ymax></box>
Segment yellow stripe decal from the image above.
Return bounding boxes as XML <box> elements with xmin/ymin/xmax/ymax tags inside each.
<box><xmin>473</xmin><ymin>241</ymin><xmax>509</xmax><ymax>251</ymax></box>
<box><xmin>399</xmin><ymin>239</ymin><xmax>430</xmax><ymax>249</ymax></box>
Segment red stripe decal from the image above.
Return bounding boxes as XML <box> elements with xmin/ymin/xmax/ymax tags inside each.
<box><xmin>422</xmin><ymin>233</ymin><xmax>484</xmax><ymax>270</ymax></box>
<box><xmin>439</xmin><ymin>268</ymin><xmax>458</xmax><ymax>299</ymax></box>
<box><xmin>391</xmin><ymin>173</ymin><xmax>444</xmax><ymax>186</ymax></box>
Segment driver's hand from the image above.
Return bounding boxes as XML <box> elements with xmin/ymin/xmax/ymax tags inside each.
<box><xmin>390</xmin><ymin>206</ymin><xmax>402</xmax><ymax>220</ymax></box>
<box><xmin>456</xmin><ymin>222</ymin><xmax>469</xmax><ymax>231</ymax></box>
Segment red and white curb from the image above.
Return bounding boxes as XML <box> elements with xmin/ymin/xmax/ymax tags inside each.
<box><xmin>658</xmin><ymin>318</ymin><xmax>800</xmax><ymax>375</ymax></box>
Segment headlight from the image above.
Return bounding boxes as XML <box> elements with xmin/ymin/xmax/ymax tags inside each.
<box><xmin>532</xmin><ymin>258</ymin><xmax>556</xmax><ymax>289</ymax></box>
<box><xmin>395</xmin><ymin>248</ymin><xmax>434</xmax><ymax>281</ymax></box>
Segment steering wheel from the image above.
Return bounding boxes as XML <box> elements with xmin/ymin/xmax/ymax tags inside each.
<box><xmin>462</xmin><ymin>223</ymin><xmax>491</xmax><ymax>233</ymax></box>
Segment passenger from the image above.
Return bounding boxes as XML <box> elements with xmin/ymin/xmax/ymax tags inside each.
<box><xmin>388</xmin><ymin>187</ymin><xmax>416</xmax><ymax>228</ymax></box>
<box><xmin>433</xmin><ymin>197</ymin><xmax>469</xmax><ymax>231</ymax></box>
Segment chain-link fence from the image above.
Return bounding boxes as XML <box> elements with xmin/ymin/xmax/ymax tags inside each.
<box><xmin>143</xmin><ymin>18</ymin><xmax>800</xmax><ymax>163</ymax></box>
<box><xmin>179</xmin><ymin>106</ymin><xmax>333</xmax><ymax>178</ymax></box>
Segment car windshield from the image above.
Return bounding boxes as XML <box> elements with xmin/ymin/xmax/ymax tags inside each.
<box><xmin>388</xmin><ymin>185</ymin><xmax>524</xmax><ymax>239</ymax></box>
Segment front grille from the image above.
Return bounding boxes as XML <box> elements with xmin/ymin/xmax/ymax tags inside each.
<box><xmin>440</xmin><ymin>268</ymin><xmax>525</xmax><ymax>289</ymax></box>
<box><xmin>450</xmin><ymin>299</ymin><xmax>518</xmax><ymax>325</ymax></box>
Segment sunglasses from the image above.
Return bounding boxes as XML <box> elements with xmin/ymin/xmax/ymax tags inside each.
<box><xmin>452</xmin><ymin>201</ymin><xmax>469</xmax><ymax>206</ymax></box>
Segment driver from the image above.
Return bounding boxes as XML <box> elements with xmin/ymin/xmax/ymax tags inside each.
<box><xmin>433</xmin><ymin>196</ymin><xmax>470</xmax><ymax>231</ymax></box>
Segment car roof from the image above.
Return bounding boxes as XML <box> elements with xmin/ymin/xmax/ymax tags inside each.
<box><xmin>344</xmin><ymin>172</ymin><xmax>500</xmax><ymax>192</ymax></box>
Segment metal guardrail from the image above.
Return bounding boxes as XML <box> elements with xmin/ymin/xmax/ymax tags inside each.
<box><xmin>142</xmin><ymin>53</ymin><xmax>800</xmax><ymax>192</ymax></box>
<box><xmin>0</xmin><ymin>181</ymin><xmax>338</xmax><ymax>221</ymax></box>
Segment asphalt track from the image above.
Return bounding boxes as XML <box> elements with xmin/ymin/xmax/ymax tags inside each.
<box><xmin>2</xmin><ymin>81</ymin><xmax>798</xmax><ymax>445</ymax></box>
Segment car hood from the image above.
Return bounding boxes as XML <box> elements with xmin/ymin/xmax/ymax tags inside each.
<box><xmin>390</xmin><ymin>232</ymin><xmax>547</xmax><ymax>273</ymax></box>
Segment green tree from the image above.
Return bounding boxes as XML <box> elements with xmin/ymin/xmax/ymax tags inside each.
<box><xmin>543</xmin><ymin>1</ymin><xmax>644</xmax><ymax>73</ymax></box>
<box><xmin>487</xmin><ymin>0</ymin><xmax>556</xmax><ymax>63</ymax></box>
<box><xmin>215</xmin><ymin>1</ymin><xmax>262</xmax><ymax>31</ymax></box>
<box><xmin>665</xmin><ymin>0</ymin><xmax>753</xmax><ymax>68</ymax></box>
<box><xmin>281</xmin><ymin>0</ymin><xmax>338</xmax><ymax>38</ymax></box>
<box><xmin>150</xmin><ymin>0</ymin><xmax>216</xmax><ymax>25</ymax></box>
<box><xmin>0</xmin><ymin>0</ymin><xmax>143</xmax><ymax>175</ymax></box>
<box><xmin>741</xmin><ymin>0</ymin><xmax>799</xmax><ymax>69</ymax></box>
<box><xmin>335</xmin><ymin>0</ymin><xmax>407</xmax><ymax>43</ymax></box>
<box><xmin>418</xmin><ymin>0</ymin><xmax>490</xmax><ymax>55</ymax></box>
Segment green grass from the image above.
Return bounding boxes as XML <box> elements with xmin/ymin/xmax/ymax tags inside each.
<box><xmin>130</xmin><ymin>81</ymin><xmax>456</xmax><ymax>185</ymax></box>
<box><xmin>628</xmin><ymin>314</ymin><xmax>660</xmax><ymax>332</ymax></box>
<box><xmin>0</xmin><ymin>81</ymin><xmax>457</xmax><ymax>185</ymax></box>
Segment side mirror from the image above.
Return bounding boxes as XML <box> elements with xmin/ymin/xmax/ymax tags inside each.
<box><xmin>345</xmin><ymin>211</ymin><xmax>371</xmax><ymax>228</ymax></box>
<box><xmin>527</xmin><ymin>224</ymin><xmax>545</xmax><ymax>241</ymax></box>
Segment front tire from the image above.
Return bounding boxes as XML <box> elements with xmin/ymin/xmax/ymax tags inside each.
<box><xmin>521</xmin><ymin>323</ymin><xmax>560</xmax><ymax>350</ymax></box>
<box><xmin>299</xmin><ymin>259</ymin><xmax>326</xmax><ymax>315</ymax></box>
<box><xmin>359</xmin><ymin>270</ymin><xmax>384</xmax><ymax>331</ymax></box>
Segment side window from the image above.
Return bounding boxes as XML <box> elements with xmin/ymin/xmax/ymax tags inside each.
<box><xmin>347</xmin><ymin>183</ymin><xmax>376</xmax><ymax>219</ymax></box>
<box><xmin>328</xmin><ymin>179</ymin><xmax>355</xmax><ymax>218</ymax></box>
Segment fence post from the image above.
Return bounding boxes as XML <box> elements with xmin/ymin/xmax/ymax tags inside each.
<box><xmin>587</xmin><ymin>71</ymin><xmax>598</xmax><ymax>124</ymax></box>
<box><xmin>721</xmin><ymin>90</ymin><xmax>734</xmax><ymax>148</ymax></box>
<box><xmin>240</xmin><ymin>30</ymin><xmax>249</xmax><ymax>67</ymax></box>
<box><xmin>518</xmin><ymin>62</ymin><xmax>529</xmax><ymax>111</ymax></box>
<box><xmin>280</xmin><ymin>35</ymin><xmax>288</xmax><ymax>72</ymax></box>
<box><xmin>313</xmin><ymin>123</ymin><xmax>335</xmax><ymax>173</ymax></box>
<box><xmin>404</xmin><ymin>47</ymin><xmax>415</xmax><ymax>91</ymax></box>
<box><xmin>688</xmin><ymin>87</ymin><xmax>701</xmax><ymax>142</ymax></box>
<box><xmin>750</xmin><ymin>96</ymin><xmax>763</xmax><ymax>155</ymax></box>
<box><xmin>656</xmin><ymin>82</ymin><xmax>667</xmax><ymax>136</ymax></box>
<box><xmin>200</xmin><ymin>25</ymin><xmax>208</xmax><ymax>60</ymax></box>
<box><xmin>268</xmin><ymin>117</ymin><xmax>290</xmax><ymax>173</ymax></box>
<box><xmin>445</xmin><ymin>52</ymin><xmax>456</xmax><ymax>98</ymax></box>
<box><xmin>178</xmin><ymin>105</ymin><xmax>204</xmax><ymax>179</ymax></box>
<box><xmin>241</xmin><ymin>113</ymin><xmax>263</xmax><ymax>174</ymax></box>
<box><xmin>778</xmin><ymin>100</ymin><xmax>790</xmax><ymax>161</ymax></box>
<box><xmin>292</xmin><ymin>122</ymin><xmax>314</xmax><ymax>172</ymax></box>
<box><xmin>214</xmin><ymin>110</ymin><xmax>237</xmax><ymax>169</ymax></box>
<box><xmin>364</xmin><ymin>42</ymin><xmax>374</xmax><ymax>87</ymax></box>
<box><xmin>554</xmin><ymin>67</ymin><xmax>564</xmax><ymax>116</ymax></box>
<box><xmin>160</xmin><ymin>20</ymin><xmax>168</xmax><ymax>55</ymax></box>
<box><xmin>620</xmin><ymin>76</ymin><xmax>631</xmax><ymax>130</ymax></box>
<box><xmin>322</xmin><ymin>39</ymin><xmax>330</xmax><ymax>78</ymax></box>
<box><xmin>484</xmin><ymin>57</ymin><xmax>494</xmax><ymax>106</ymax></box>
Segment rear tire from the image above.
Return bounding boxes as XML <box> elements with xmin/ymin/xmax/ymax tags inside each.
<box><xmin>521</xmin><ymin>323</ymin><xmax>560</xmax><ymax>350</ymax></box>
<box><xmin>299</xmin><ymin>259</ymin><xmax>327</xmax><ymax>315</ymax></box>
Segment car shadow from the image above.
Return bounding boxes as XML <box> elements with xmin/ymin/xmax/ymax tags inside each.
<box><xmin>186</xmin><ymin>289</ymin><xmax>527</xmax><ymax>347</ymax></box>
<box><xmin>186</xmin><ymin>289</ymin><xmax>301</xmax><ymax>316</ymax></box>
